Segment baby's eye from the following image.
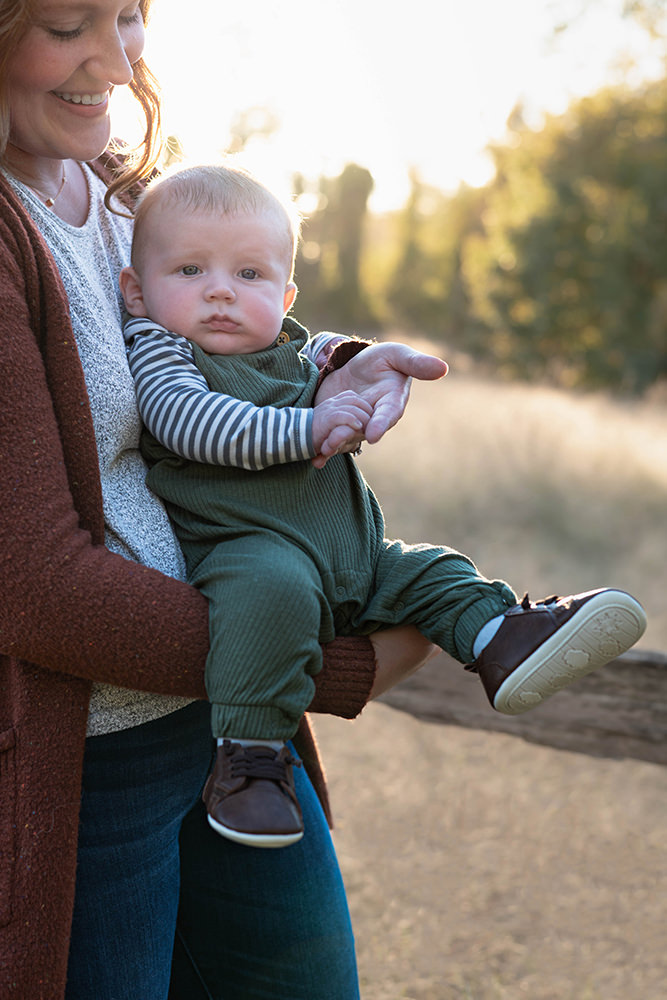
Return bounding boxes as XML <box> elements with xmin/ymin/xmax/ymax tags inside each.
<box><xmin>180</xmin><ymin>265</ymin><xmax>201</xmax><ymax>276</ymax></box>
<box><xmin>239</xmin><ymin>268</ymin><xmax>259</xmax><ymax>280</ymax></box>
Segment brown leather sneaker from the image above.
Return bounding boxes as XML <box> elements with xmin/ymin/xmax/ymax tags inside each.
<box><xmin>203</xmin><ymin>741</ymin><xmax>304</xmax><ymax>847</ymax></box>
<box><xmin>466</xmin><ymin>589</ymin><xmax>647</xmax><ymax>715</ymax></box>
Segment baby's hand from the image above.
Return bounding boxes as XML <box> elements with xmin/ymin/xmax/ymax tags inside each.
<box><xmin>311</xmin><ymin>391</ymin><xmax>373</xmax><ymax>469</ymax></box>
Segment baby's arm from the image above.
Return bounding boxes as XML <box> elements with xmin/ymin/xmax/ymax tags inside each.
<box><xmin>125</xmin><ymin>319</ymin><xmax>316</xmax><ymax>470</ymax></box>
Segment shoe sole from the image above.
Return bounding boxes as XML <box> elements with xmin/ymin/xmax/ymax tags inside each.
<box><xmin>207</xmin><ymin>814</ymin><xmax>304</xmax><ymax>848</ymax></box>
<box><xmin>493</xmin><ymin>590</ymin><xmax>647</xmax><ymax>715</ymax></box>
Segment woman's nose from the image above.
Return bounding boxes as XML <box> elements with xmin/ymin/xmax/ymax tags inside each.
<box><xmin>87</xmin><ymin>24</ymin><xmax>143</xmax><ymax>87</ymax></box>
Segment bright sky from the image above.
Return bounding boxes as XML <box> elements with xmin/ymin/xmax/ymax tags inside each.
<box><xmin>116</xmin><ymin>0</ymin><xmax>665</xmax><ymax>210</ymax></box>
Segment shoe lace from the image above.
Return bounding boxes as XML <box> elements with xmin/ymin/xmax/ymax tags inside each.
<box><xmin>521</xmin><ymin>592</ymin><xmax>559</xmax><ymax>609</ymax></box>
<box><xmin>222</xmin><ymin>741</ymin><xmax>301</xmax><ymax>781</ymax></box>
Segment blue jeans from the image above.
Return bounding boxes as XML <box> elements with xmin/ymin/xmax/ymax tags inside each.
<box><xmin>65</xmin><ymin>700</ymin><xmax>360</xmax><ymax>1000</ymax></box>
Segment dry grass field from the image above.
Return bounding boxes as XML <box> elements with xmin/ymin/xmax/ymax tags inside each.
<box><xmin>356</xmin><ymin>344</ymin><xmax>667</xmax><ymax>651</ymax></box>
<box><xmin>316</xmin><ymin>705</ymin><xmax>667</xmax><ymax>1000</ymax></box>
<box><xmin>316</xmin><ymin>352</ymin><xmax>667</xmax><ymax>999</ymax></box>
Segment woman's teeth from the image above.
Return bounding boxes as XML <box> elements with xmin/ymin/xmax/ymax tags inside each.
<box><xmin>54</xmin><ymin>92</ymin><xmax>106</xmax><ymax>106</ymax></box>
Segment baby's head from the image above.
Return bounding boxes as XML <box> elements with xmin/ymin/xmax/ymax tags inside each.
<box><xmin>120</xmin><ymin>163</ymin><xmax>300</xmax><ymax>355</ymax></box>
<box><xmin>131</xmin><ymin>164</ymin><xmax>300</xmax><ymax>279</ymax></box>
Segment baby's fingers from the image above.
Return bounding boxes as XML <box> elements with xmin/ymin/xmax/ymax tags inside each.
<box><xmin>322</xmin><ymin>423</ymin><xmax>364</xmax><ymax>456</ymax></box>
<box><xmin>312</xmin><ymin>425</ymin><xmax>364</xmax><ymax>468</ymax></box>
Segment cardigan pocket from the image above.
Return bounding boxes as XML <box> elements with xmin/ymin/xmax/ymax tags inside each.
<box><xmin>0</xmin><ymin>727</ymin><xmax>17</xmax><ymax>926</ymax></box>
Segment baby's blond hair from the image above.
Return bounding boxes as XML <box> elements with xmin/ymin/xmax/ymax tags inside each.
<box><xmin>132</xmin><ymin>163</ymin><xmax>301</xmax><ymax>277</ymax></box>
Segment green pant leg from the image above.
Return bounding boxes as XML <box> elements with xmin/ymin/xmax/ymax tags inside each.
<box><xmin>355</xmin><ymin>539</ymin><xmax>518</xmax><ymax>663</ymax></box>
<box><xmin>189</xmin><ymin>532</ymin><xmax>335</xmax><ymax>741</ymax></box>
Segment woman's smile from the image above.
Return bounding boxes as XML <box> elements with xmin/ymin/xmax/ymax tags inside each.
<box><xmin>51</xmin><ymin>89</ymin><xmax>110</xmax><ymax>107</ymax></box>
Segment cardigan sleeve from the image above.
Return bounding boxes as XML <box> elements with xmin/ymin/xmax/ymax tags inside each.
<box><xmin>0</xmin><ymin>196</ymin><xmax>376</xmax><ymax>716</ymax></box>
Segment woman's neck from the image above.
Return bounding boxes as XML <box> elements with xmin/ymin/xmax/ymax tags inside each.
<box><xmin>5</xmin><ymin>146</ymin><xmax>90</xmax><ymax>227</ymax></box>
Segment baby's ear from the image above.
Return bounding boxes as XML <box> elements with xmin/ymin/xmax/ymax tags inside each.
<box><xmin>119</xmin><ymin>267</ymin><xmax>148</xmax><ymax>317</ymax></box>
<box><xmin>283</xmin><ymin>281</ymin><xmax>297</xmax><ymax>314</ymax></box>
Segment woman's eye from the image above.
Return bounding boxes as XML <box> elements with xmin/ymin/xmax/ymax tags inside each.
<box><xmin>181</xmin><ymin>265</ymin><xmax>201</xmax><ymax>276</ymax></box>
<box><xmin>239</xmin><ymin>268</ymin><xmax>258</xmax><ymax>280</ymax></box>
<box><xmin>45</xmin><ymin>7</ymin><xmax>140</xmax><ymax>41</ymax></box>
<box><xmin>47</xmin><ymin>25</ymin><xmax>84</xmax><ymax>40</ymax></box>
<box><xmin>120</xmin><ymin>8</ymin><xmax>142</xmax><ymax>26</ymax></box>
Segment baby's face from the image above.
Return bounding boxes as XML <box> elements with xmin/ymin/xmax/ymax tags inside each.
<box><xmin>132</xmin><ymin>205</ymin><xmax>296</xmax><ymax>354</ymax></box>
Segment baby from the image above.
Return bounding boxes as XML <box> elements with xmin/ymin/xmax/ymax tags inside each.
<box><xmin>121</xmin><ymin>163</ymin><xmax>646</xmax><ymax>848</ymax></box>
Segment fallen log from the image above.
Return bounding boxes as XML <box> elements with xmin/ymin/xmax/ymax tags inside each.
<box><xmin>379</xmin><ymin>648</ymin><xmax>667</xmax><ymax>766</ymax></box>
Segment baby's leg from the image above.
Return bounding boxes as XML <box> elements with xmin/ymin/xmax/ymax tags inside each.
<box><xmin>360</xmin><ymin>541</ymin><xmax>646</xmax><ymax>716</ymax></box>
<box><xmin>190</xmin><ymin>533</ymin><xmax>332</xmax><ymax>847</ymax></box>
<box><xmin>190</xmin><ymin>532</ymin><xmax>330</xmax><ymax>740</ymax></box>
<box><xmin>359</xmin><ymin>539</ymin><xmax>517</xmax><ymax>662</ymax></box>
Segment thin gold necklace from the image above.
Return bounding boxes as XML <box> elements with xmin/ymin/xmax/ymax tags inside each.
<box><xmin>27</xmin><ymin>164</ymin><xmax>67</xmax><ymax>208</ymax></box>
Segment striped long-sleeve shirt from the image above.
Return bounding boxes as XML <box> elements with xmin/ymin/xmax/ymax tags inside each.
<box><xmin>124</xmin><ymin>317</ymin><xmax>344</xmax><ymax>471</ymax></box>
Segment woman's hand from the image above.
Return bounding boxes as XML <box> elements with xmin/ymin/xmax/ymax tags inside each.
<box><xmin>314</xmin><ymin>342</ymin><xmax>448</xmax><ymax>445</ymax></box>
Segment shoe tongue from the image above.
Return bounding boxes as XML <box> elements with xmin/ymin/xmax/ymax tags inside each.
<box><xmin>243</xmin><ymin>745</ymin><xmax>284</xmax><ymax>770</ymax></box>
<box><xmin>232</xmin><ymin>745</ymin><xmax>288</xmax><ymax>781</ymax></box>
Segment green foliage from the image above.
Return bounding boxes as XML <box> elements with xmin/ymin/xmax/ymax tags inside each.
<box><xmin>295</xmin><ymin>76</ymin><xmax>667</xmax><ymax>394</ymax></box>
<box><xmin>388</xmin><ymin>79</ymin><xmax>667</xmax><ymax>393</ymax></box>
<box><xmin>294</xmin><ymin>163</ymin><xmax>376</xmax><ymax>331</ymax></box>
<box><xmin>468</xmin><ymin>83</ymin><xmax>667</xmax><ymax>391</ymax></box>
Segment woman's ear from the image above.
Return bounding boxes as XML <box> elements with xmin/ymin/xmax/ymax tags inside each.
<box><xmin>283</xmin><ymin>281</ymin><xmax>297</xmax><ymax>314</ymax></box>
<box><xmin>119</xmin><ymin>267</ymin><xmax>148</xmax><ymax>317</ymax></box>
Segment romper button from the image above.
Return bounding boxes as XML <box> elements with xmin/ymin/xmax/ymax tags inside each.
<box><xmin>336</xmin><ymin>587</ymin><xmax>346</xmax><ymax>598</ymax></box>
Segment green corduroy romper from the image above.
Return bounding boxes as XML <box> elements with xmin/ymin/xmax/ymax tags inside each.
<box><xmin>142</xmin><ymin>320</ymin><xmax>516</xmax><ymax>739</ymax></box>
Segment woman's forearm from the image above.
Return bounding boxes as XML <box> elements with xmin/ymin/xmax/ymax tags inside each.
<box><xmin>308</xmin><ymin>626</ymin><xmax>440</xmax><ymax>718</ymax></box>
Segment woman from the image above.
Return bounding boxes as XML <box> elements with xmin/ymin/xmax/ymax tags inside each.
<box><xmin>0</xmin><ymin>2</ymin><xmax>438</xmax><ymax>997</ymax></box>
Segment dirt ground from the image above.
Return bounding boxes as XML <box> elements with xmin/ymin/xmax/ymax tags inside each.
<box><xmin>314</xmin><ymin>703</ymin><xmax>667</xmax><ymax>1000</ymax></box>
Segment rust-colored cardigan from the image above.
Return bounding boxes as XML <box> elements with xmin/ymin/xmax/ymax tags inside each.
<box><xmin>0</xmin><ymin>160</ymin><xmax>377</xmax><ymax>998</ymax></box>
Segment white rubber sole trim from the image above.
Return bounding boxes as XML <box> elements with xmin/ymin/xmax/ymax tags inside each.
<box><xmin>493</xmin><ymin>590</ymin><xmax>647</xmax><ymax>716</ymax></box>
<box><xmin>207</xmin><ymin>814</ymin><xmax>304</xmax><ymax>848</ymax></box>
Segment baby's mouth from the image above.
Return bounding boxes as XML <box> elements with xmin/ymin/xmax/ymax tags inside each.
<box><xmin>207</xmin><ymin>315</ymin><xmax>239</xmax><ymax>332</ymax></box>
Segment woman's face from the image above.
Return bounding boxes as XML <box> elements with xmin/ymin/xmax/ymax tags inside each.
<box><xmin>7</xmin><ymin>0</ymin><xmax>145</xmax><ymax>164</ymax></box>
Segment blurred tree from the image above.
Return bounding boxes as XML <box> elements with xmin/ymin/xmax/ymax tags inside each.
<box><xmin>361</xmin><ymin>78</ymin><xmax>667</xmax><ymax>394</ymax></box>
<box><xmin>465</xmin><ymin>81</ymin><xmax>667</xmax><ymax>391</ymax></box>
<box><xmin>386</xmin><ymin>168</ymin><xmax>426</xmax><ymax>324</ymax></box>
<box><xmin>330</xmin><ymin>164</ymin><xmax>375</xmax><ymax>326</ymax></box>
<box><xmin>358</xmin><ymin>0</ymin><xmax>667</xmax><ymax>393</ymax></box>
<box><xmin>550</xmin><ymin>0</ymin><xmax>667</xmax><ymax>44</ymax></box>
<box><xmin>385</xmin><ymin>171</ymin><xmax>484</xmax><ymax>344</ymax></box>
<box><xmin>621</xmin><ymin>0</ymin><xmax>666</xmax><ymax>39</ymax></box>
<box><xmin>294</xmin><ymin>163</ymin><xmax>375</xmax><ymax>330</ymax></box>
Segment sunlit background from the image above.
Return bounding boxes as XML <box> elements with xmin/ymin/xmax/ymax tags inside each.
<box><xmin>112</xmin><ymin>11</ymin><xmax>667</xmax><ymax>994</ymax></box>
<box><xmin>117</xmin><ymin>0</ymin><xmax>666</xmax><ymax>210</ymax></box>
<box><xmin>114</xmin><ymin>0</ymin><xmax>667</xmax><ymax>655</ymax></box>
